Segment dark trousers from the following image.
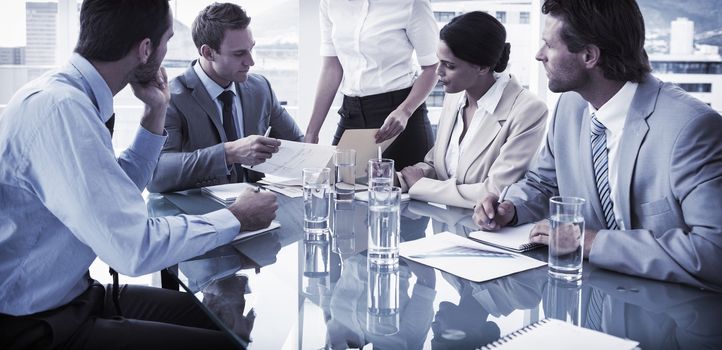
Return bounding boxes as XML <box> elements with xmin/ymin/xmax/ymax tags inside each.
<box><xmin>0</xmin><ymin>282</ymin><xmax>237</xmax><ymax>350</ymax></box>
<box><xmin>333</xmin><ymin>87</ymin><xmax>434</xmax><ymax>171</ymax></box>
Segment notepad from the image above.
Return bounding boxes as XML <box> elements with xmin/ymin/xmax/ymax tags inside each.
<box><xmin>201</xmin><ymin>183</ymin><xmax>258</xmax><ymax>205</ymax></box>
<box><xmin>233</xmin><ymin>220</ymin><xmax>281</xmax><ymax>242</ymax></box>
<box><xmin>468</xmin><ymin>223</ymin><xmax>543</xmax><ymax>252</ymax></box>
<box><xmin>481</xmin><ymin>318</ymin><xmax>639</xmax><ymax>350</ymax></box>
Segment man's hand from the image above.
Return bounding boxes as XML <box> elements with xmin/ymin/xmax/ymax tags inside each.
<box><xmin>400</xmin><ymin>166</ymin><xmax>425</xmax><ymax>189</ymax></box>
<box><xmin>224</xmin><ymin>135</ymin><xmax>281</xmax><ymax>166</ymax></box>
<box><xmin>375</xmin><ymin>108</ymin><xmax>410</xmax><ymax>143</ymax></box>
<box><xmin>227</xmin><ymin>189</ymin><xmax>278</xmax><ymax>231</ymax></box>
<box><xmin>472</xmin><ymin>193</ymin><xmax>516</xmax><ymax>230</ymax></box>
<box><xmin>131</xmin><ymin>67</ymin><xmax>170</xmax><ymax>134</ymax></box>
<box><xmin>530</xmin><ymin>219</ymin><xmax>598</xmax><ymax>258</ymax></box>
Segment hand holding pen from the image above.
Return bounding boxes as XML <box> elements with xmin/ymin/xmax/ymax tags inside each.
<box><xmin>472</xmin><ymin>186</ymin><xmax>516</xmax><ymax>230</ymax></box>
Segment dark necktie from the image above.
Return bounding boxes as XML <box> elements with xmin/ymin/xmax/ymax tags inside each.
<box><xmin>590</xmin><ymin>114</ymin><xmax>619</xmax><ymax>230</ymax></box>
<box><xmin>104</xmin><ymin>113</ymin><xmax>123</xmax><ymax>316</ymax></box>
<box><xmin>218</xmin><ymin>90</ymin><xmax>244</xmax><ymax>182</ymax></box>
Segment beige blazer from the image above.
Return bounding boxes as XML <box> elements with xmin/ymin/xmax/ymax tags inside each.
<box><xmin>401</xmin><ymin>76</ymin><xmax>547</xmax><ymax>208</ymax></box>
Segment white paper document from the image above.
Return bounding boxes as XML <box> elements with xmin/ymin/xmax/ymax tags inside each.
<box><xmin>242</xmin><ymin>140</ymin><xmax>336</xmax><ymax>179</ymax></box>
<box><xmin>233</xmin><ymin>220</ymin><xmax>281</xmax><ymax>242</ymax></box>
<box><xmin>201</xmin><ymin>182</ymin><xmax>258</xmax><ymax>205</ymax></box>
<box><xmin>354</xmin><ymin>190</ymin><xmax>410</xmax><ymax>202</ymax></box>
<box><xmin>399</xmin><ymin>232</ymin><xmax>546</xmax><ymax>282</ymax></box>
<box><xmin>468</xmin><ymin>223</ymin><xmax>543</xmax><ymax>252</ymax></box>
<box><xmin>336</xmin><ymin>128</ymin><xmax>396</xmax><ymax>179</ymax></box>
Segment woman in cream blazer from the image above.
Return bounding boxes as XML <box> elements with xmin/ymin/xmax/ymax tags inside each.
<box><xmin>398</xmin><ymin>11</ymin><xmax>548</xmax><ymax>208</ymax></box>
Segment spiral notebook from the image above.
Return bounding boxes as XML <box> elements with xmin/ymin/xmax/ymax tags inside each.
<box><xmin>468</xmin><ymin>223</ymin><xmax>542</xmax><ymax>252</ymax></box>
<box><xmin>482</xmin><ymin>318</ymin><xmax>639</xmax><ymax>350</ymax></box>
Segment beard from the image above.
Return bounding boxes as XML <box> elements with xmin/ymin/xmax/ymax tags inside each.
<box><xmin>131</xmin><ymin>49</ymin><xmax>163</xmax><ymax>84</ymax></box>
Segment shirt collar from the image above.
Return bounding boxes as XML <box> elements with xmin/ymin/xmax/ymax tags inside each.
<box><xmin>69</xmin><ymin>53</ymin><xmax>114</xmax><ymax>123</ymax></box>
<box><xmin>456</xmin><ymin>73</ymin><xmax>511</xmax><ymax>116</ymax></box>
<box><xmin>588</xmin><ymin>81</ymin><xmax>638</xmax><ymax>134</ymax></box>
<box><xmin>193</xmin><ymin>60</ymin><xmax>238</xmax><ymax>100</ymax></box>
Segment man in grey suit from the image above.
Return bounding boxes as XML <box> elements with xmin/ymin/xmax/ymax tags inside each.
<box><xmin>473</xmin><ymin>0</ymin><xmax>722</xmax><ymax>291</ymax></box>
<box><xmin>149</xmin><ymin>2</ymin><xmax>303</xmax><ymax>193</ymax></box>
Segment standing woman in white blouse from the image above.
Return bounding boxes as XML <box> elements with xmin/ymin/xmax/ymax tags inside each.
<box><xmin>398</xmin><ymin>11</ymin><xmax>548</xmax><ymax>208</ymax></box>
<box><xmin>304</xmin><ymin>0</ymin><xmax>439</xmax><ymax>170</ymax></box>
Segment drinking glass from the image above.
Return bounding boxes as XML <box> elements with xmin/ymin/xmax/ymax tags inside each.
<box><xmin>303</xmin><ymin>168</ymin><xmax>331</xmax><ymax>234</ymax></box>
<box><xmin>548</xmin><ymin>196</ymin><xmax>586</xmax><ymax>280</ymax></box>
<box><xmin>334</xmin><ymin>149</ymin><xmax>356</xmax><ymax>201</ymax></box>
<box><xmin>367</xmin><ymin>158</ymin><xmax>394</xmax><ymax>188</ymax></box>
<box><xmin>367</xmin><ymin>186</ymin><xmax>401</xmax><ymax>265</ymax></box>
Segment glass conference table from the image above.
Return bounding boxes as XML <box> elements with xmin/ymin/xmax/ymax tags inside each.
<box><xmin>147</xmin><ymin>190</ymin><xmax>722</xmax><ymax>349</ymax></box>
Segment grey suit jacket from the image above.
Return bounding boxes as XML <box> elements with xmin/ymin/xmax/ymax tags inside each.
<box><xmin>507</xmin><ymin>74</ymin><xmax>722</xmax><ymax>291</ymax></box>
<box><xmin>148</xmin><ymin>62</ymin><xmax>304</xmax><ymax>192</ymax></box>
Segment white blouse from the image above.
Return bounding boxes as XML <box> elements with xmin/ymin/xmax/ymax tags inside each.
<box><xmin>319</xmin><ymin>0</ymin><xmax>439</xmax><ymax>97</ymax></box>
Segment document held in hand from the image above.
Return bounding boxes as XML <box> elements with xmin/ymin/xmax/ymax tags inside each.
<box><xmin>335</xmin><ymin>128</ymin><xmax>397</xmax><ymax>179</ymax></box>
<box><xmin>242</xmin><ymin>140</ymin><xmax>336</xmax><ymax>180</ymax></box>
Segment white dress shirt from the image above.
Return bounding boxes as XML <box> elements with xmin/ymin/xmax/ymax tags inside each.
<box><xmin>319</xmin><ymin>0</ymin><xmax>439</xmax><ymax>97</ymax></box>
<box><xmin>445</xmin><ymin>73</ymin><xmax>511</xmax><ymax>178</ymax></box>
<box><xmin>588</xmin><ymin>81</ymin><xmax>638</xmax><ymax>230</ymax></box>
<box><xmin>0</xmin><ymin>54</ymin><xmax>240</xmax><ymax>315</ymax></box>
<box><xmin>193</xmin><ymin>62</ymin><xmax>244</xmax><ymax>138</ymax></box>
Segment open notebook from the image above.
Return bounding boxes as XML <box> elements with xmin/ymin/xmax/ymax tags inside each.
<box><xmin>468</xmin><ymin>223</ymin><xmax>543</xmax><ymax>252</ymax></box>
<box><xmin>482</xmin><ymin>318</ymin><xmax>639</xmax><ymax>350</ymax></box>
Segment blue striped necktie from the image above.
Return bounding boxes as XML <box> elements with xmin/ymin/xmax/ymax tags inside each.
<box><xmin>590</xmin><ymin>114</ymin><xmax>619</xmax><ymax>230</ymax></box>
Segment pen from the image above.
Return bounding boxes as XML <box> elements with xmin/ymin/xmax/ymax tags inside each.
<box><xmin>254</xmin><ymin>185</ymin><xmax>262</xmax><ymax>193</ymax></box>
<box><xmin>488</xmin><ymin>186</ymin><xmax>510</xmax><ymax>225</ymax></box>
<box><xmin>378</xmin><ymin>145</ymin><xmax>382</xmax><ymax>160</ymax></box>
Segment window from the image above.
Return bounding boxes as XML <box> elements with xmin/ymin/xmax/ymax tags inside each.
<box><xmin>434</xmin><ymin>11</ymin><xmax>456</xmax><ymax>23</ymax></box>
<box><xmin>675</xmin><ymin>83</ymin><xmax>712</xmax><ymax>92</ymax></box>
<box><xmin>520</xmin><ymin>11</ymin><xmax>530</xmax><ymax>24</ymax></box>
<box><xmin>496</xmin><ymin>11</ymin><xmax>506</xmax><ymax>24</ymax></box>
<box><xmin>651</xmin><ymin>61</ymin><xmax>722</xmax><ymax>74</ymax></box>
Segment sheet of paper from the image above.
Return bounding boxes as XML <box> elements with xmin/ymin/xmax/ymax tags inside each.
<box><xmin>335</xmin><ymin>128</ymin><xmax>396</xmax><ymax>179</ymax></box>
<box><xmin>201</xmin><ymin>182</ymin><xmax>258</xmax><ymax>205</ymax></box>
<box><xmin>233</xmin><ymin>220</ymin><xmax>281</xmax><ymax>242</ymax></box>
<box><xmin>468</xmin><ymin>223</ymin><xmax>543</xmax><ymax>252</ymax></box>
<box><xmin>399</xmin><ymin>232</ymin><xmax>546</xmax><ymax>282</ymax></box>
<box><xmin>242</xmin><ymin>140</ymin><xmax>336</xmax><ymax>179</ymax></box>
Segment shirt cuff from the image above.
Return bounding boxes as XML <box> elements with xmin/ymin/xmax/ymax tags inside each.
<box><xmin>202</xmin><ymin>208</ymin><xmax>242</xmax><ymax>245</ymax></box>
<box><xmin>127</xmin><ymin>127</ymin><xmax>167</xmax><ymax>162</ymax></box>
<box><xmin>416</xmin><ymin>53</ymin><xmax>439</xmax><ymax>67</ymax></box>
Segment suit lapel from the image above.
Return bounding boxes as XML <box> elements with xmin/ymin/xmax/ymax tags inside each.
<box><xmin>433</xmin><ymin>92</ymin><xmax>463</xmax><ymax>180</ymax></box>
<box><xmin>185</xmin><ymin>62</ymin><xmax>227</xmax><ymax>142</ymax></box>
<box><xmin>458</xmin><ymin>77</ymin><xmax>521</xmax><ymax>181</ymax></box>
<box><xmin>580</xmin><ymin>109</ymin><xmax>607</xmax><ymax>226</ymax></box>
<box><xmin>616</xmin><ymin>75</ymin><xmax>657</xmax><ymax>228</ymax></box>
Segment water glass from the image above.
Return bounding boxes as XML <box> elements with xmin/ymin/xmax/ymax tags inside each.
<box><xmin>548</xmin><ymin>196</ymin><xmax>586</xmax><ymax>280</ymax></box>
<box><xmin>334</xmin><ymin>149</ymin><xmax>356</xmax><ymax>201</ymax></box>
<box><xmin>367</xmin><ymin>186</ymin><xmax>401</xmax><ymax>265</ymax></box>
<box><xmin>366</xmin><ymin>260</ymin><xmax>400</xmax><ymax>335</ymax></box>
<box><xmin>367</xmin><ymin>158</ymin><xmax>394</xmax><ymax>188</ymax></box>
<box><xmin>303</xmin><ymin>168</ymin><xmax>331</xmax><ymax>234</ymax></box>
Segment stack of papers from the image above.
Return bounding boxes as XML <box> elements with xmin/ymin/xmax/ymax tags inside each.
<box><xmin>257</xmin><ymin>174</ymin><xmax>303</xmax><ymax>198</ymax></box>
<box><xmin>201</xmin><ymin>183</ymin><xmax>258</xmax><ymax>205</ymax></box>
<box><xmin>400</xmin><ymin>232</ymin><xmax>546</xmax><ymax>282</ymax></box>
<box><xmin>468</xmin><ymin>223</ymin><xmax>543</xmax><ymax>252</ymax></box>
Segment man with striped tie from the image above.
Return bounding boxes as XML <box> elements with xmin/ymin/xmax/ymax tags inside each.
<box><xmin>472</xmin><ymin>0</ymin><xmax>722</xmax><ymax>291</ymax></box>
